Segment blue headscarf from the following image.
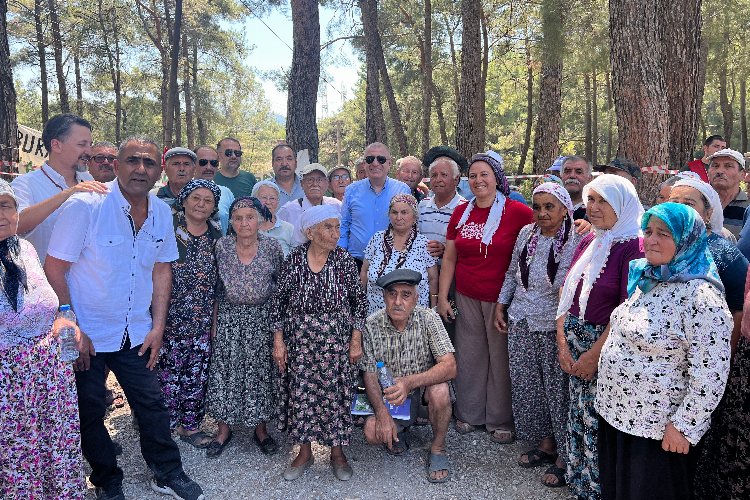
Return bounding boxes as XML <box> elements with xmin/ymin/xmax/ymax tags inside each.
<box><xmin>626</xmin><ymin>202</ymin><xmax>723</xmax><ymax>297</ymax></box>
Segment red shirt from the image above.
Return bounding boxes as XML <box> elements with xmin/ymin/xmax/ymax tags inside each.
<box><xmin>447</xmin><ymin>199</ymin><xmax>534</xmax><ymax>302</ymax></box>
<box><xmin>687</xmin><ymin>158</ymin><xmax>709</xmax><ymax>183</ymax></box>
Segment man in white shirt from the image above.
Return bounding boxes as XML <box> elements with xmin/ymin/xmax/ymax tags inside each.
<box><xmin>11</xmin><ymin>113</ymin><xmax>108</xmax><ymax>263</ymax></box>
<box><xmin>278</xmin><ymin>162</ymin><xmax>341</xmax><ymax>245</ymax></box>
<box><xmin>418</xmin><ymin>155</ymin><xmax>465</xmax><ymax>260</ymax></box>
<box><xmin>44</xmin><ymin>136</ymin><xmax>204</xmax><ymax>500</ymax></box>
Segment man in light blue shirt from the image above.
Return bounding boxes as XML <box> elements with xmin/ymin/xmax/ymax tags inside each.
<box><xmin>271</xmin><ymin>143</ymin><xmax>304</xmax><ymax>206</ymax></box>
<box><xmin>339</xmin><ymin>142</ymin><xmax>410</xmax><ymax>266</ymax></box>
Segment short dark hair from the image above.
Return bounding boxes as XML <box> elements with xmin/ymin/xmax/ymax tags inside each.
<box><xmin>217</xmin><ymin>137</ymin><xmax>241</xmax><ymax>150</ymax></box>
<box><xmin>118</xmin><ymin>136</ymin><xmax>160</xmax><ymax>159</ymax></box>
<box><xmin>42</xmin><ymin>113</ymin><xmax>92</xmax><ymax>151</ymax></box>
<box><xmin>704</xmin><ymin>135</ymin><xmax>725</xmax><ymax>147</ymax></box>
<box><xmin>194</xmin><ymin>145</ymin><xmax>217</xmax><ymax>155</ymax></box>
<box><xmin>271</xmin><ymin>143</ymin><xmax>294</xmax><ymax>159</ymax></box>
<box><xmin>92</xmin><ymin>141</ymin><xmax>116</xmax><ymax>150</ymax></box>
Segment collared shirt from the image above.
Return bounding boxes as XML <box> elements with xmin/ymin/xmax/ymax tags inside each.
<box><xmin>12</xmin><ymin>163</ymin><xmax>94</xmax><ymax>263</ymax></box>
<box><xmin>361</xmin><ymin>306</ymin><xmax>455</xmax><ymax>378</ymax></box>
<box><xmin>273</xmin><ymin>175</ymin><xmax>304</xmax><ymax>207</ymax></box>
<box><xmin>339</xmin><ymin>177</ymin><xmax>411</xmax><ymax>258</ymax></box>
<box><xmin>418</xmin><ymin>192</ymin><xmax>466</xmax><ymax>245</ymax></box>
<box><xmin>723</xmin><ymin>189</ymin><xmax>750</xmax><ymax>239</ymax></box>
<box><xmin>260</xmin><ymin>217</ymin><xmax>295</xmax><ymax>256</ymax></box>
<box><xmin>278</xmin><ymin>195</ymin><xmax>342</xmax><ymax>246</ymax></box>
<box><xmin>46</xmin><ymin>180</ymin><xmax>179</xmax><ymax>353</ymax></box>
<box><xmin>214</xmin><ymin>169</ymin><xmax>257</xmax><ymax>198</ymax></box>
<box><xmin>153</xmin><ymin>184</ymin><xmax>178</xmax><ymax>206</ymax></box>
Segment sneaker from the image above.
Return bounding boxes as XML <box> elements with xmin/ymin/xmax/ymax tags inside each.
<box><xmin>150</xmin><ymin>472</ymin><xmax>204</xmax><ymax>500</ymax></box>
<box><xmin>95</xmin><ymin>483</ymin><xmax>125</xmax><ymax>500</ymax></box>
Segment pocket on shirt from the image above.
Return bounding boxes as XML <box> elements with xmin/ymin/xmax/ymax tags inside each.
<box><xmin>140</xmin><ymin>241</ymin><xmax>161</xmax><ymax>267</ymax></box>
<box><xmin>96</xmin><ymin>234</ymin><xmax>126</xmax><ymax>261</ymax></box>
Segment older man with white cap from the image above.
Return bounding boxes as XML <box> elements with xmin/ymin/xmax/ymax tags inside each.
<box><xmin>153</xmin><ymin>147</ymin><xmax>197</xmax><ymax>207</ymax></box>
<box><xmin>708</xmin><ymin>148</ymin><xmax>750</xmax><ymax>238</ymax></box>
<box><xmin>278</xmin><ymin>162</ymin><xmax>341</xmax><ymax>246</ymax></box>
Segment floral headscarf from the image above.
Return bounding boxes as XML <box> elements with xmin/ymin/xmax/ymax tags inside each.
<box><xmin>175</xmin><ymin>179</ymin><xmax>222</xmax><ymax>218</ymax></box>
<box><xmin>227</xmin><ymin>196</ymin><xmax>273</xmax><ymax>237</ymax></box>
<box><xmin>0</xmin><ymin>180</ymin><xmax>26</xmax><ymax>311</ymax></box>
<box><xmin>376</xmin><ymin>193</ymin><xmax>419</xmax><ymax>278</ymax></box>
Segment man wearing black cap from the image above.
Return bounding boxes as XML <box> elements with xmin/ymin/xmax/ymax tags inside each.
<box><xmin>595</xmin><ymin>157</ymin><xmax>641</xmax><ymax>185</ymax></box>
<box><xmin>360</xmin><ymin>269</ymin><xmax>456</xmax><ymax>483</ymax></box>
<box><xmin>153</xmin><ymin>147</ymin><xmax>197</xmax><ymax>206</ymax></box>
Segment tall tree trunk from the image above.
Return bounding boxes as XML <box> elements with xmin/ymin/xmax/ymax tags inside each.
<box><xmin>446</xmin><ymin>18</ymin><xmax>460</xmax><ymax>110</ymax></box>
<box><xmin>193</xmin><ymin>42</ymin><xmax>207</xmax><ymax>145</ymax></box>
<box><xmin>34</xmin><ymin>0</ymin><xmax>48</xmax><ymax>124</ymax></box>
<box><xmin>360</xmin><ymin>0</ymin><xmax>387</xmax><ymax>145</ymax></box>
<box><xmin>48</xmin><ymin>0</ymin><xmax>69</xmax><ymax>113</ymax></box>
<box><xmin>174</xmin><ymin>85</ymin><xmax>181</xmax><ymax>146</ymax></box>
<box><xmin>662</xmin><ymin>0</ymin><xmax>702</xmax><ymax>168</ymax></box>
<box><xmin>696</xmin><ymin>35</ymin><xmax>708</xmax><ymax>143</ymax></box>
<box><xmin>720</xmin><ymin>64</ymin><xmax>733</xmax><ymax>146</ymax></box>
<box><xmin>518</xmin><ymin>35</ymin><xmax>533</xmax><ymax>173</ymax></box>
<box><xmin>610</xmin><ymin>0</ymin><xmax>669</xmax><ymax>202</ymax></box>
<box><xmin>592</xmin><ymin>70</ymin><xmax>599</xmax><ymax>164</ymax></box>
<box><xmin>182</xmin><ymin>31</ymin><xmax>194</xmax><ymax>148</ymax></box>
<box><xmin>584</xmin><ymin>72</ymin><xmax>592</xmax><ymax>160</ymax></box>
<box><xmin>287</xmin><ymin>0</ymin><xmax>320</xmax><ymax>161</ymax></box>
<box><xmin>421</xmin><ymin>0</ymin><xmax>433</xmax><ymax>154</ymax></box>
<box><xmin>432</xmin><ymin>82</ymin><xmax>449</xmax><ymax>145</ymax></box>
<box><xmin>456</xmin><ymin>0</ymin><xmax>484</xmax><ymax>159</ymax></box>
<box><xmin>478</xmin><ymin>9</ymin><xmax>488</xmax><ymax>149</ymax></box>
<box><xmin>606</xmin><ymin>71</ymin><xmax>614</xmax><ymax>160</ymax></box>
<box><xmin>74</xmin><ymin>53</ymin><xmax>83</xmax><ymax>116</ymax></box>
<box><xmin>741</xmin><ymin>79</ymin><xmax>747</xmax><ymax>152</ymax></box>
<box><xmin>164</xmin><ymin>0</ymin><xmax>182</xmax><ymax>149</ymax></box>
<box><xmin>1</xmin><ymin>0</ymin><xmax>18</xmax><ymax>173</ymax></box>
<box><xmin>532</xmin><ymin>0</ymin><xmax>564</xmax><ymax>173</ymax></box>
<box><xmin>98</xmin><ymin>0</ymin><xmax>122</xmax><ymax>142</ymax></box>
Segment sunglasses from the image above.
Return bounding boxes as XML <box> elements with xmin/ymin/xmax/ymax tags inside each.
<box><xmin>224</xmin><ymin>149</ymin><xmax>243</xmax><ymax>157</ymax></box>
<box><xmin>365</xmin><ymin>155</ymin><xmax>388</xmax><ymax>165</ymax></box>
<box><xmin>199</xmin><ymin>159</ymin><xmax>219</xmax><ymax>167</ymax></box>
<box><xmin>331</xmin><ymin>174</ymin><xmax>350</xmax><ymax>181</ymax></box>
<box><xmin>91</xmin><ymin>154</ymin><xmax>116</xmax><ymax>164</ymax></box>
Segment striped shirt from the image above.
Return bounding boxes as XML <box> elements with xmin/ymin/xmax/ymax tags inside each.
<box><xmin>361</xmin><ymin>306</ymin><xmax>455</xmax><ymax>378</ymax></box>
<box><xmin>417</xmin><ymin>193</ymin><xmax>466</xmax><ymax>245</ymax></box>
<box><xmin>724</xmin><ymin>190</ymin><xmax>750</xmax><ymax>239</ymax></box>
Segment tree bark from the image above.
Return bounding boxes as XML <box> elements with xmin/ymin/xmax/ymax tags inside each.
<box><xmin>97</xmin><ymin>0</ymin><xmax>122</xmax><ymax>143</ymax></box>
<box><xmin>606</xmin><ymin>71</ymin><xmax>613</xmax><ymax>160</ymax></box>
<box><xmin>584</xmin><ymin>72</ymin><xmax>592</xmax><ymax>160</ymax></box>
<box><xmin>287</xmin><ymin>0</ymin><xmax>320</xmax><ymax>161</ymax></box>
<box><xmin>1</xmin><ymin>0</ymin><xmax>18</xmax><ymax>173</ymax></box>
<box><xmin>34</xmin><ymin>0</ymin><xmax>49</xmax><ymax>124</ymax></box>
<box><xmin>741</xmin><ymin>79</ymin><xmax>747</xmax><ymax>152</ymax></box>
<box><xmin>421</xmin><ymin>0</ymin><xmax>433</xmax><ymax>154</ymax></box>
<box><xmin>164</xmin><ymin>0</ymin><xmax>183</xmax><ymax>149</ymax></box>
<box><xmin>592</xmin><ymin>70</ymin><xmax>599</xmax><ymax>164</ymax></box>
<box><xmin>532</xmin><ymin>0</ymin><xmax>564</xmax><ymax>174</ymax></box>
<box><xmin>48</xmin><ymin>0</ymin><xmax>69</xmax><ymax>113</ymax></box>
<box><xmin>182</xmin><ymin>31</ymin><xmax>194</xmax><ymax>148</ymax></box>
<box><xmin>74</xmin><ymin>53</ymin><xmax>83</xmax><ymax>116</ymax></box>
<box><xmin>193</xmin><ymin>42</ymin><xmax>207</xmax><ymax>146</ymax></box>
<box><xmin>518</xmin><ymin>36</ymin><xmax>533</xmax><ymax>173</ymax></box>
<box><xmin>720</xmin><ymin>63</ymin><xmax>733</xmax><ymax>146</ymax></box>
<box><xmin>456</xmin><ymin>0</ymin><xmax>484</xmax><ymax>159</ymax></box>
<box><xmin>359</xmin><ymin>0</ymin><xmax>386</xmax><ymax>145</ymax></box>
<box><xmin>432</xmin><ymin>82</ymin><xmax>449</xmax><ymax>145</ymax></box>
<box><xmin>446</xmin><ymin>17</ymin><xmax>460</xmax><ymax>110</ymax></box>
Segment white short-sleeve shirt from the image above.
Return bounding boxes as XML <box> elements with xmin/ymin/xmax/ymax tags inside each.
<box><xmin>46</xmin><ymin>180</ymin><xmax>179</xmax><ymax>353</ymax></box>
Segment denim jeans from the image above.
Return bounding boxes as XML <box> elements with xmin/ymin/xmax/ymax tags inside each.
<box><xmin>75</xmin><ymin>344</ymin><xmax>183</xmax><ymax>488</ymax></box>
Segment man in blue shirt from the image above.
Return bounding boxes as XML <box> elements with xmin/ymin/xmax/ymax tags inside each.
<box><xmin>339</xmin><ymin>142</ymin><xmax>410</xmax><ymax>268</ymax></box>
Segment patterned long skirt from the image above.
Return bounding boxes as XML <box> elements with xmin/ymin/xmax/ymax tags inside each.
<box><xmin>694</xmin><ymin>336</ymin><xmax>750</xmax><ymax>499</ymax></box>
<box><xmin>206</xmin><ymin>301</ymin><xmax>276</xmax><ymax>426</ymax></box>
<box><xmin>508</xmin><ymin>319</ymin><xmax>569</xmax><ymax>458</ymax></box>
<box><xmin>565</xmin><ymin>314</ymin><xmax>606</xmax><ymax>500</ymax></box>
<box><xmin>276</xmin><ymin>313</ymin><xmax>355</xmax><ymax>447</ymax></box>
<box><xmin>0</xmin><ymin>331</ymin><xmax>85</xmax><ymax>499</ymax></box>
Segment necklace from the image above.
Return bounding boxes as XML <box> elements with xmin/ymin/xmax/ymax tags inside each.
<box><xmin>40</xmin><ymin>165</ymin><xmax>67</xmax><ymax>191</ymax></box>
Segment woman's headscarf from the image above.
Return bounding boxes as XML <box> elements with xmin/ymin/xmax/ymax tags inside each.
<box><xmin>377</xmin><ymin>194</ymin><xmax>419</xmax><ymax>278</ymax></box>
<box><xmin>0</xmin><ymin>180</ymin><xmax>27</xmax><ymax>311</ymax></box>
<box><xmin>251</xmin><ymin>179</ymin><xmax>281</xmax><ymax>198</ymax></box>
<box><xmin>520</xmin><ymin>182</ymin><xmax>574</xmax><ymax>289</ymax></box>
<box><xmin>175</xmin><ymin>179</ymin><xmax>222</xmax><ymax>218</ymax></box>
<box><xmin>227</xmin><ymin>196</ymin><xmax>273</xmax><ymax>237</ymax></box>
<box><xmin>556</xmin><ymin>174</ymin><xmax>644</xmax><ymax>319</ymax></box>
<box><xmin>672</xmin><ymin>178</ymin><xmax>724</xmax><ymax>234</ymax></box>
<box><xmin>455</xmin><ymin>151</ymin><xmax>510</xmax><ymax>254</ymax></box>
<box><xmin>300</xmin><ymin>204</ymin><xmax>341</xmax><ymax>242</ymax></box>
<box><xmin>627</xmin><ymin>202</ymin><xmax>723</xmax><ymax>296</ymax></box>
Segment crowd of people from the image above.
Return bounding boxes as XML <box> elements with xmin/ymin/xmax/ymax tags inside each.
<box><xmin>1</xmin><ymin>113</ymin><xmax>749</xmax><ymax>500</ymax></box>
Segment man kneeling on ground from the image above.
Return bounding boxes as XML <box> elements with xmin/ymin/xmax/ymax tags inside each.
<box><xmin>361</xmin><ymin>269</ymin><xmax>457</xmax><ymax>483</ymax></box>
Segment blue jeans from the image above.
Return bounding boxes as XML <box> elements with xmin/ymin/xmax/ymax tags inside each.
<box><xmin>75</xmin><ymin>344</ymin><xmax>183</xmax><ymax>488</ymax></box>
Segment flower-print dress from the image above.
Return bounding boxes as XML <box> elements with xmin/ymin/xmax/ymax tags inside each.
<box><xmin>270</xmin><ymin>243</ymin><xmax>367</xmax><ymax>446</ymax></box>
<box><xmin>0</xmin><ymin>240</ymin><xmax>85</xmax><ymax>498</ymax></box>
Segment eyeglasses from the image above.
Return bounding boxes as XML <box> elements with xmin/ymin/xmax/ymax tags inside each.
<box><xmin>91</xmin><ymin>154</ymin><xmax>115</xmax><ymax>164</ymax></box>
<box><xmin>199</xmin><ymin>159</ymin><xmax>219</xmax><ymax>167</ymax></box>
<box><xmin>365</xmin><ymin>155</ymin><xmax>388</xmax><ymax>165</ymax></box>
<box><xmin>331</xmin><ymin>174</ymin><xmax>350</xmax><ymax>181</ymax></box>
<box><xmin>224</xmin><ymin>149</ymin><xmax>243</xmax><ymax>157</ymax></box>
<box><xmin>303</xmin><ymin>176</ymin><xmax>327</xmax><ymax>185</ymax></box>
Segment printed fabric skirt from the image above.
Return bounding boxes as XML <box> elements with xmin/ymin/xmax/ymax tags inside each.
<box><xmin>0</xmin><ymin>330</ymin><xmax>85</xmax><ymax>499</ymax></box>
<box><xmin>565</xmin><ymin>314</ymin><xmax>606</xmax><ymax>500</ymax></box>
<box><xmin>206</xmin><ymin>301</ymin><xmax>276</xmax><ymax>427</ymax></box>
<box><xmin>694</xmin><ymin>335</ymin><xmax>750</xmax><ymax>499</ymax></box>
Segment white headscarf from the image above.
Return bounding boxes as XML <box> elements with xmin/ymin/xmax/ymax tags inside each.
<box><xmin>672</xmin><ymin>178</ymin><xmax>724</xmax><ymax>234</ymax></box>
<box><xmin>556</xmin><ymin>174</ymin><xmax>644</xmax><ymax>319</ymax></box>
<box><xmin>301</xmin><ymin>204</ymin><xmax>340</xmax><ymax>233</ymax></box>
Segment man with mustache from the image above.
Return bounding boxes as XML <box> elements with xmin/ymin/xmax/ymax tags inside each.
<box><xmin>560</xmin><ymin>156</ymin><xmax>593</xmax><ymax>220</ymax></box>
<box><xmin>195</xmin><ymin>145</ymin><xmax>234</xmax><ymax>235</ymax></box>
<box><xmin>88</xmin><ymin>142</ymin><xmax>118</xmax><ymax>183</ymax></box>
<box><xmin>271</xmin><ymin>143</ymin><xmax>304</xmax><ymax>206</ymax></box>
<box><xmin>153</xmin><ymin>147</ymin><xmax>197</xmax><ymax>207</ymax></box>
<box><xmin>708</xmin><ymin>148</ymin><xmax>749</xmax><ymax>238</ymax></box>
<box><xmin>11</xmin><ymin>113</ymin><xmax>108</xmax><ymax>263</ymax></box>
<box><xmin>360</xmin><ymin>269</ymin><xmax>456</xmax><ymax>483</ymax></box>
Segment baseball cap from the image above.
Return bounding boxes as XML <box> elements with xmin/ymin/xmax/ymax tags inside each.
<box><xmin>595</xmin><ymin>158</ymin><xmax>642</xmax><ymax>179</ymax></box>
<box><xmin>298</xmin><ymin>162</ymin><xmax>328</xmax><ymax>177</ymax></box>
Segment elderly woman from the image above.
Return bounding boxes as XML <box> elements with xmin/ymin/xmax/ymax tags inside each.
<box><xmin>437</xmin><ymin>151</ymin><xmax>534</xmax><ymax>443</ymax></box>
<box><xmin>328</xmin><ymin>166</ymin><xmax>352</xmax><ymax>201</ymax></box>
<box><xmin>158</xmin><ymin>179</ymin><xmax>222</xmax><ymax>448</ymax></box>
<box><xmin>596</xmin><ymin>202</ymin><xmax>731</xmax><ymax>500</ymax></box>
<box><xmin>270</xmin><ymin>204</ymin><xmax>367</xmax><ymax>481</ymax></box>
<box><xmin>495</xmin><ymin>182</ymin><xmax>583</xmax><ymax>488</ymax></box>
<box><xmin>556</xmin><ymin>174</ymin><xmax>644</xmax><ymax>499</ymax></box>
<box><xmin>361</xmin><ymin>194</ymin><xmax>438</xmax><ymax>316</ymax></box>
<box><xmin>205</xmin><ymin>197</ymin><xmax>284</xmax><ymax>458</ymax></box>
<box><xmin>252</xmin><ymin>180</ymin><xmax>295</xmax><ymax>256</ymax></box>
<box><xmin>0</xmin><ymin>180</ymin><xmax>85</xmax><ymax>498</ymax></box>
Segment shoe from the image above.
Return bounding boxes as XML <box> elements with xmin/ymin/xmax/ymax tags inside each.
<box><xmin>205</xmin><ymin>430</ymin><xmax>233</xmax><ymax>459</ymax></box>
<box><xmin>150</xmin><ymin>472</ymin><xmax>204</xmax><ymax>499</ymax></box>
<box><xmin>283</xmin><ymin>456</ymin><xmax>314</xmax><ymax>481</ymax></box>
<box><xmin>253</xmin><ymin>432</ymin><xmax>279</xmax><ymax>455</ymax></box>
<box><xmin>331</xmin><ymin>461</ymin><xmax>353</xmax><ymax>481</ymax></box>
<box><xmin>95</xmin><ymin>483</ymin><xmax>125</xmax><ymax>500</ymax></box>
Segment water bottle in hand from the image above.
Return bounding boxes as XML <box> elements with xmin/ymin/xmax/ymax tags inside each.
<box><xmin>376</xmin><ymin>361</ymin><xmax>395</xmax><ymax>390</ymax></box>
<box><xmin>56</xmin><ymin>305</ymin><xmax>79</xmax><ymax>362</ymax></box>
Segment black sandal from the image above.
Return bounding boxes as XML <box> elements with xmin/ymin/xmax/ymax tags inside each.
<box><xmin>205</xmin><ymin>430</ymin><xmax>233</xmax><ymax>459</ymax></box>
<box><xmin>253</xmin><ymin>432</ymin><xmax>278</xmax><ymax>455</ymax></box>
<box><xmin>542</xmin><ymin>465</ymin><xmax>567</xmax><ymax>488</ymax></box>
<box><xmin>384</xmin><ymin>431</ymin><xmax>410</xmax><ymax>456</ymax></box>
<box><xmin>518</xmin><ymin>448</ymin><xmax>557</xmax><ymax>468</ymax></box>
<box><xmin>179</xmin><ymin>431</ymin><xmax>212</xmax><ymax>449</ymax></box>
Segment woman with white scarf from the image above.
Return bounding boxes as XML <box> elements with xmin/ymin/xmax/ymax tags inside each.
<box><xmin>437</xmin><ymin>151</ymin><xmax>533</xmax><ymax>443</ymax></box>
<box><xmin>555</xmin><ymin>174</ymin><xmax>644</xmax><ymax>500</ymax></box>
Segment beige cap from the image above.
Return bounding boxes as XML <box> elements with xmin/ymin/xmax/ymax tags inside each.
<box><xmin>298</xmin><ymin>162</ymin><xmax>328</xmax><ymax>176</ymax></box>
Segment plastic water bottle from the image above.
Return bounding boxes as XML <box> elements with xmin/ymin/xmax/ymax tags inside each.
<box><xmin>56</xmin><ymin>305</ymin><xmax>79</xmax><ymax>362</ymax></box>
<box><xmin>376</xmin><ymin>361</ymin><xmax>395</xmax><ymax>390</ymax></box>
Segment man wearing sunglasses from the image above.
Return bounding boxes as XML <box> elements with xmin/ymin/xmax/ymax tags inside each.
<box><xmin>271</xmin><ymin>143</ymin><xmax>304</xmax><ymax>206</ymax></box>
<box><xmin>88</xmin><ymin>141</ymin><xmax>118</xmax><ymax>183</ymax></box>
<box><xmin>214</xmin><ymin>137</ymin><xmax>257</xmax><ymax>198</ymax></box>
<box><xmin>153</xmin><ymin>147</ymin><xmax>197</xmax><ymax>207</ymax></box>
<box><xmin>339</xmin><ymin>142</ymin><xmax>411</xmax><ymax>269</ymax></box>
<box><xmin>195</xmin><ymin>145</ymin><xmax>235</xmax><ymax>234</ymax></box>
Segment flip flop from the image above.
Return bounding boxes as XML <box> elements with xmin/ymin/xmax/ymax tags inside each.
<box><xmin>518</xmin><ymin>448</ymin><xmax>557</xmax><ymax>468</ymax></box>
<box><xmin>542</xmin><ymin>465</ymin><xmax>567</xmax><ymax>488</ymax></box>
<box><xmin>427</xmin><ymin>453</ymin><xmax>451</xmax><ymax>483</ymax></box>
<box><xmin>384</xmin><ymin>431</ymin><xmax>410</xmax><ymax>456</ymax></box>
<box><xmin>179</xmin><ymin>430</ymin><xmax>212</xmax><ymax>449</ymax></box>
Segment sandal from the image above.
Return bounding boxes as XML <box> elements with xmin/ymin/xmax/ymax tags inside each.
<box><xmin>542</xmin><ymin>465</ymin><xmax>567</xmax><ymax>488</ymax></box>
<box><xmin>178</xmin><ymin>430</ymin><xmax>212</xmax><ymax>449</ymax></box>
<box><xmin>384</xmin><ymin>431</ymin><xmax>410</xmax><ymax>456</ymax></box>
<box><xmin>253</xmin><ymin>432</ymin><xmax>279</xmax><ymax>455</ymax></box>
<box><xmin>353</xmin><ymin>416</ymin><xmax>367</xmax><ymax>428</ymax></box>
<box><xmin>518</xmin><ymin>448</ymin><xmax>557</xmax><ymax>468</ymax></box>
<box><xmin>415</xmin><ymin>416</ymin><xmax>429</xmax><ymax>427</ymax></box>
<box><xmin>205</xmin><ymin>430</ymin><xmax>233</xmax><ymax>458</ymax></box>
<box><xmin>105</xmin><ymin>390</ymin><xmax>125</xmax><ymax>410</ymax></box>
<box><xmin>454</xmin><ymin>420</ymin><xmax>478</xmax><ymax>434</ymax></box>
<box><xmin>427</xmin><ymin>452</ymin><xmax>451</xmax><ymax>483</ymax></box>
<box><xmin>489</xmin><ymin>428</ymin><xmax>516</xmax><ymax>444</ymax></box>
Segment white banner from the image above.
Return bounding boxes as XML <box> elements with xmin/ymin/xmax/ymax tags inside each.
<box><xmin>17</xmin><ymin>124</ymin><xmax>48</xmax><ymax>169</ymax></box>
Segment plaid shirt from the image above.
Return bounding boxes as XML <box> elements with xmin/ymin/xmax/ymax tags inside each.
<box><xmin>361</xmin><ymin>306</ymin><xmax>455</xmax><ymax>378</ymax></box>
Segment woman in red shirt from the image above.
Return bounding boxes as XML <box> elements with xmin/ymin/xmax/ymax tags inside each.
<box><xmin>437</xmin><ymin>151</ymin><xmax>533</xmax><ymax>443</ymax></box>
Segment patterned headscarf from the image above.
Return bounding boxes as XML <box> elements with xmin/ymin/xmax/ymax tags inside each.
<box><xmin>470</xmin><ymin>151</ymin><xmax>510</xmax><ymax>196</ymax></box>
<box><xmin>227</xmin><ymin>197</ymin><xmax>273</xmax><ymax>236</ymax></box>
<box><xmin>520</xmin><ymin>183</ymin><xmax>574</xmax><ymax>289</ymax></box>
<box><xmin>0</xmin><ymin>180</ymin><xmax>27</xmax><ymax>311</ymax></box>
<box><xmin>627</xmin><ymin>202</ymin><xmax>723</xmax><ymax>296</ymax></box>
<box><xmin>175</xmin><ymin>179</ymin><xmax>222</xmax><ymax>218</ymax></box>
<box><xmin>376</xmin><ymin>194</ymin><xmax>419</xmax><ymax>278</ymax></box>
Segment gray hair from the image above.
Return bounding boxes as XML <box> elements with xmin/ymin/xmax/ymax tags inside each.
<box><xmin>428</xmin><ymin>157</ymin><xmax>460</xmax><ymax>178</ymax></box>
<box><xmin>118</xmin><ymin>136</ymin><xmax>160</xmax><ymax>156</ymax></box>
<box><xmin>395</xmin><ymin>155</ymin><xmax>421</xmax><ymax>170</ymax></box>
<box><xmin>561</xmin><ymin>155</ymin><xmax>593</xmax><ymax>176</ymax></box>
<box><xmin>92</xmin><ymin>141</ymin><xmax>117</xmax><ymax>150</ymax></box>
<box><xmin>364</xmin><ymin>142</ymin><xmax>390</xmax><ymax>157</ymax></box>
<box><xmin>658</xmin><ymin>175</ymin><xmax>683</xmax><ymax>190</ymax></box>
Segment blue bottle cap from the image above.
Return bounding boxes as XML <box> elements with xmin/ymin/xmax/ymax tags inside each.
<box><xmin>59</xmin><ymin>304</ymin><xmax>71</xmax><ymax>311</ymax></box>
<box><xmin>376</xmin><ymin>361</ymin><xmax>384</xmax><ymax>368</ymax></box>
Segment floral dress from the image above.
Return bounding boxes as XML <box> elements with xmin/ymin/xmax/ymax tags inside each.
<box><xmin>270</xmin><ymin>243</ymin><xmax>367</xmax><ymax>446</ymax></box>
<box><xmin>0</xmin><ymin>240</ymin><xmax>85</xmax><ymax>498</ymax></box>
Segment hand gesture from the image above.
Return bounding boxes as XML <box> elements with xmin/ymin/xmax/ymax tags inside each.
<box><xmin>383</xmin><ymin>377</ymin><xmax>410</xmax><ymax>406</ymax></box>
